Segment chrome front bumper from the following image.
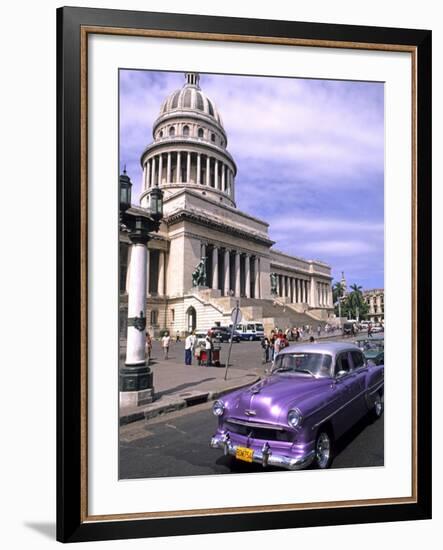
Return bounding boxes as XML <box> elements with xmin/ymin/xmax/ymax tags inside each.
<box><xmin>210</xmin><ymin>433</ymin><xmax>316</xmax><ymax>471</ymax></box>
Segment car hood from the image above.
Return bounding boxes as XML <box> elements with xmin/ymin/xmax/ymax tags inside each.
<box><xmin>225</xmin><ymin>374</ymin><xmax>331</xmax><ymax>426</ymax></box>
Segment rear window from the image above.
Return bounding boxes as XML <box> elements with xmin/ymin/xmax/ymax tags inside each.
<box><xmin>351</xmin><ymin>351</ymin><xmax>365</xmax><ymax>369</ymax></box>
<box><xmin>255</xmin><ymin>324</ymin><xmax>264</xmax><ymax>331</ymax></box>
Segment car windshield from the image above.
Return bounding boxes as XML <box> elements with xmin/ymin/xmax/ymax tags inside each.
<box><xmin>272</xmin><ymin>353</ymin><xmax>332</xmax><ymax>378</ymax></box>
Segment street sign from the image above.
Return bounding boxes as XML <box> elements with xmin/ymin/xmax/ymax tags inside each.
<box><xmin>231</xmin><ymin>306</ymin><xmax>242</xmax><ymax>325</ymax></box>
<box><xmin>225</xmin><ymin>301</ymin><xmax>242</xmax><ymax>380</ymax></box>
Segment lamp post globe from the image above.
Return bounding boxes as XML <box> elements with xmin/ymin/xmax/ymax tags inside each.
<box><xmin>149</xmin><ymin>185</ymin><xmax>164</xmax><ymax>221</ymax></box>
<box><xmin>119</xmin><ymin>168</ymin><xmax>132</xmax><ymax>213</ymax></box>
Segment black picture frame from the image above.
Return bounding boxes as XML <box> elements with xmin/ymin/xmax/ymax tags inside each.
<box><xmin>57</xmin><ymin>6</ymin><xmax>432</xmax><ymax>543</ymax></box>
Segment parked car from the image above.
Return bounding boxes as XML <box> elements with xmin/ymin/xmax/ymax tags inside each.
<box><xmin>210</xmin><ymin>342</ymin><xmax>384</xmax><ymax>470</ymax></box>
<box><xmin>211</xmin><ymin>326</ymin><xmax>241</xmax><ymax>343</ymax></box>
<box><xmin>364</xmin><ymin>348</ymin><xmax>384</xmax><ymax>366</ymax></box>
<box><xmin>371</xmin><ymin>323</ymin><xmax>384</xmax><ymax>333</ymax></box>
<box><xmin>343</xmin><ymin>320</ymin><xmax>358</xmax><ymax>335</ymax></box>
<box><xmin>354</xmin><ymin>334</ymin><xmax>384</xmax><ymax>351</ymax></box>
<box><xmin>234</xmin><ymin>322</ymin><xmax>265</xmax><ymax>341</ymax></box>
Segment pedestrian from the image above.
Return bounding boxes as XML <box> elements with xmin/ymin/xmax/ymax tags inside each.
<box><xmin>261</xmin><ymin>336</ymin><xmax>270</xmax><ymax>363</ymax></box>
<box><xmin>161</xmin><ymin>331</ymin><xmax>170</xmax><ymax>360</ymax></box>
<box><xmin>184</xmin><ymin>331</ymin><xmax>196</xmax><ymax>365</ymax></box>
<box><xmin>145</xmin><ymin>331</ymin><xmax>152</xmax><ymax>364</ymax></box>
<box><xmin>204</xmin><ymin>330</ymin><xmax>213</xmax><ymax>367</ymax></box>
<box><xmin>295</xmin><ymin>327</ymin><xmax>300</xmax><ymax>342</ymax></box>
<box><xmin>309</xmin><ymin>336</ymin><xmax>315</xmax><ymax>343</ymax></box>
<box><xmin>269</xmin><ymin>330</ymin><xmax>276</xmax><ymax>362</ymax></box>
<box><xmin>317</xmin><ymin>324</ymin><xmax>321</xmax><ymax>338</ymax></box>
<box><xmin>176</xmin><ymin>330</ymin><xmax>181</xmax><ymax>342</ymax></box>
<box><xmin>274</xmin><ymin>330</ymin><xmax>284</xmax><ymax>355</ymax></box>
<box><xmin>368</xmin><ymin>322</ymin><xmax>373</xmax><ymax>338</ymax></box>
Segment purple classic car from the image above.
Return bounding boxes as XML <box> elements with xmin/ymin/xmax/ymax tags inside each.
<box><xmin>210</xmin><ymin>342</ymin><xmax>384</xmax><ymax>470</ymax></box>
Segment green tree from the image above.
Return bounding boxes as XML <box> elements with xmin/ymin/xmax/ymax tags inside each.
<box><xmin>346</xmin><ymin>283</ymin><xmax>369</xmax><ymax>320</ymax></box>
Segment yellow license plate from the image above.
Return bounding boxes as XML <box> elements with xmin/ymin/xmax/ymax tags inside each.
<box><xmin>236</xmin><ymin>446</ymin><xmax>254</xmax><ymax>463</ymax></box>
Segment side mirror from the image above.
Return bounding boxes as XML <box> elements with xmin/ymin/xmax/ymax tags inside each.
<box><xmin>336</xmin><ymin>370</ymin><xmax>348</xmax><ymax>379</ymax></box>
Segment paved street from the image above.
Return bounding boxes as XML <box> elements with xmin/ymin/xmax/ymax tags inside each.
<box><xmin>119</xmin><ymin>400</ymin><xmax>384</xmax><ymax>479</ymax></box>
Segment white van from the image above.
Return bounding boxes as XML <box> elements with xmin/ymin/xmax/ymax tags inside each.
<box><xmin>234</xmin><ymin>322</ymin><xmax>265</xmax><ymax>341</ymax></box>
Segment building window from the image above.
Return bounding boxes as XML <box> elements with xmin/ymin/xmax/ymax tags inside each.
<box><xmin>159</xmin><ymin>130</ymin><xmax>163</xmax><ymax>138</ymax></box>
<box><xmin>170</xmin><ymin>309</ymin><xmax>175</xmax><ymax>322</ymax></box>
<box><xmin>198</xmin><ymin>128</ymin><xmax>204</xmax><ymax>138</ymax></box>
<box><xmin>150</xmin><ymin>310</ymin><xmax>158</xmax><ymax>325</ymax></box>
<box><xmin>169</xmin><ymin>126</ymin><xmax>175</xmax><ymax>137</ymax></box>
<box><xmin>211</xmin><ymin>133</ymin><xmax>216</xmax><ymax>142</ymax></box>
<box><xmin>183</xmin><ymin>125</ymin><xmax>190</xmax><ymax>137</ymax></box>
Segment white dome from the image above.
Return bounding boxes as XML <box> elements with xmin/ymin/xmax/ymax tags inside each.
<box><xmin>158</xmin><ymin>73</ymin><xmax>223</xmax><ymax>127</ymax></box>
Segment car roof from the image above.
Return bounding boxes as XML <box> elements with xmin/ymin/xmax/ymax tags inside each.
<box><xmin>280</xmin><ymin>341</ymin><xmax>361</xmax><ymax>355</ymax></box>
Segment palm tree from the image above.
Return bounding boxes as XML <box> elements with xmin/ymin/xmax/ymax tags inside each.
<box><xmin>347</xmin><ymin>284</ymin><xmax>367</xmax><ymax>320</ymax></box>
<box><xmin>332</xmin><ymin>281</ymin><xmax>344</xmax><ymax>303</ymax></box>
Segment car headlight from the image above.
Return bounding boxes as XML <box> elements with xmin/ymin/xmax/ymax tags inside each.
<box><xmin>287</xmin><ymin>408</ymin><xmax>302</xmax><ymax>428</ymax></box>
<box><xmin>212</xmin><ymin>400</ymin><xmax>225</xmax><ymax>417</ymax></box>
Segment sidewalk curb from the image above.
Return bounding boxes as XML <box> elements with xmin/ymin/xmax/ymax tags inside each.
<box><xmin>119</xmin><ymin>376</ymin><xmax>261</xmax><ymax>426</ymax></box>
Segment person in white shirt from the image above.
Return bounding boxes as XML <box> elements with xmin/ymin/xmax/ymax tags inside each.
<box><xmin>184</xmin><ymin>332</ymin><xmax>196</xmax><ymax>365</ymax></box>
<box><xmin>204</xmin><ymin>331</ymin><xmax>213</xmax><ymax>367</ymax></box>
<box><xmin>161</xmin><ymin>332</ymin><xmax>171</xmax><ymax>360</ymax></box>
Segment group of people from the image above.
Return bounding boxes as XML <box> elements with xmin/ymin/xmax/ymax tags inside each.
<box><xmin>145</xmin><ymin>329</ymin><xmax>215</xmax><ymax>367</ymax></box>
<box><xmin>261</xmin><ymin>327</ymin><xmax>319</xmax><ymax>364</ymax></box>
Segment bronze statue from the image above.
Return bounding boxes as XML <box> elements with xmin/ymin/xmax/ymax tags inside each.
<box><xmin>192</xmin><ymin>257</ymin><xmax>207</xmax><ymax>287</ymax></box>
<box><xmin>270</xmin><ymin>272</ymin><xmax>278</xmax><ymax>295</ymax></box>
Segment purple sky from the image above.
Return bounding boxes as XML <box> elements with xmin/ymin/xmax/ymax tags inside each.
<box><xmin>119</xmin><ymin>70</ymin><xmax>384</xmax><ymax>290</ymax></box>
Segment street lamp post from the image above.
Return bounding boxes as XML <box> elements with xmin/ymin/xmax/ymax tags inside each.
<box><xmin>119</xmin><ymin>169</ymin><xmax>163</xmax><ymax>408</ymax></box>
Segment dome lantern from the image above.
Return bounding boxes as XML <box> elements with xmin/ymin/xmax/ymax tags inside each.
<box><xmin>185</xmin><ymin>72</ymin><xmax>200</xmax><ymax>88</ymax></box>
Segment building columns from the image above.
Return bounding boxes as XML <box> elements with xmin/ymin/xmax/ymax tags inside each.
<box><xmin>224</xmin><ymin>249</ymin><xmax>230</xmax><ymax>295</ymax></box>
<box><xmin>197</xmin><ymin>153</ymin><xmax>201</xmax><ymax>184</ymax></box>
<box><xmin>206</xmin><ymin>156</ymin><xmax>210</xmax><ymax>185</ymax></box>
<box><xmin>145</xmin><ymin>161</ymin><xmax>150</xmax><ymax>190</ymax></box>
<box><xmin>150</xmin><ymin>156</ymin><xmax>156</xmax><ymax>186</ymax></box>
<box><xmin>158</xmin><ymin>250</ymin><xmax>165</xmax><ymax>296</ymax></box>
<box><xmin>222</xmin><ymin>164</ymin><xmax>226</xmax><ymax>191</ymax></box>
<box><xmin>254</xmin><ymin>257</ymin><xmax>260</xmax><ymax>299</ymax></box>
<box><xmin>215</xmin><ymin>159</ymin><xmax>219</xmax><ymax>190</ymax></box>
<box><xmin>166</xmin><ymin>153</ymin><xmax>171</xmax><ymax>182</ymax></box>
<box><xmin>176</xmin><ymin>152</ymin><xmax>181</xmax><ymax>183</ymax></box>
<box><xmin>186</xmin><ymin>151</ymin><xmax>191</xmax><ymax>182</ymax></box>
<box><xmin>234</xmin><ymin>252</ymin><xmax>241</xmax><ymax>297</ymax></box>
<box><xmin>212</xmin><ymin>247</ymin><xmax>219</xmax><ymax>290</ymax></box>
<box><xmin>158</xmin><ymin>154</ymin><xmax>163</xmax><ymax>185</ymax></box>
<box><xmin>245</xmin><ymin>255</ymin><xmax>251</xmax><ymax>298</ymax></box>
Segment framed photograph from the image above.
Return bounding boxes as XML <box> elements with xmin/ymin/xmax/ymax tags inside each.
<box><xmin>57</xmin><ymin>6</ymin><xmax>432</xmax><ymax>543</ymax></box>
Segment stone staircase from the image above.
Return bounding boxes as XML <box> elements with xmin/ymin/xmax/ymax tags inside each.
<box><xmin>209</xmin><ymin>296</ymin><xmax>325</xmax><ymax>333</ymax></box>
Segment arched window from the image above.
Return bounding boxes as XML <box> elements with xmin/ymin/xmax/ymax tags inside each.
<box><xmin>183</xmin><ymin>125</ymin><xmax>190</xmax><ymax>137</ymax></box>
<box><xmin>169</xmin><ymin>126</ymin><xmax>175</xmax><ymax>137</ymax></box>
<box><xmin>207</xmin><ymin>99</ymin><xmax>214</xmax><ymax>116</ymax></box>
<box><xmin>211</xmin><ymin>133</ymin><xmax>216</xmax><ymax>142</ymax></box>
<box><xmin>159</xmin><ymin>130</ymin><xmax>163</xmax><ymax>138</ymax></box>
<box><xmin>198</xmin><ymin>128</ymin><xmax>204</xmax><ymax>138</ymax></box>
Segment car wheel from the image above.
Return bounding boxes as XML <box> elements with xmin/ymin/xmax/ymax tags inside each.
<box><xmin>372</xmin><ymin>391</ymin><xmax>383</xmax><ymax>419</ymax></box>
<box><xmin>314</xmin><ymin>429</ymin><xmax>333</xmax><ymax>469</ymax></box>
<box><xmin>249</xmin><ymin>335</ymin><xmax>254</xmax><ymax>341</ymax></box>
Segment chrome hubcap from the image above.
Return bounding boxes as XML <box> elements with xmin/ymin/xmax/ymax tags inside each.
<box><xmin>316</xmin><ymin>432</ymin><xmax>331</xmax><ymax>468</ymax></box>
<box><xmin>374</xmin><ymin>394</ymin><xmax>383</xmax><ymax>417</ymax></box>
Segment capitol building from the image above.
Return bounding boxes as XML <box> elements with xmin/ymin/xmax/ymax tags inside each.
<box><xmin>120</xmin><ymin>73</ymin><xmax>334</xmax><ymax>336</ymax></box>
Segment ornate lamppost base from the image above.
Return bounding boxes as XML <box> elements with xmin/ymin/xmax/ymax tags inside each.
<box><xmin>119</xmin><ymin>364</ymin><xmax>154</xmax><ymax>407</ymax></box>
